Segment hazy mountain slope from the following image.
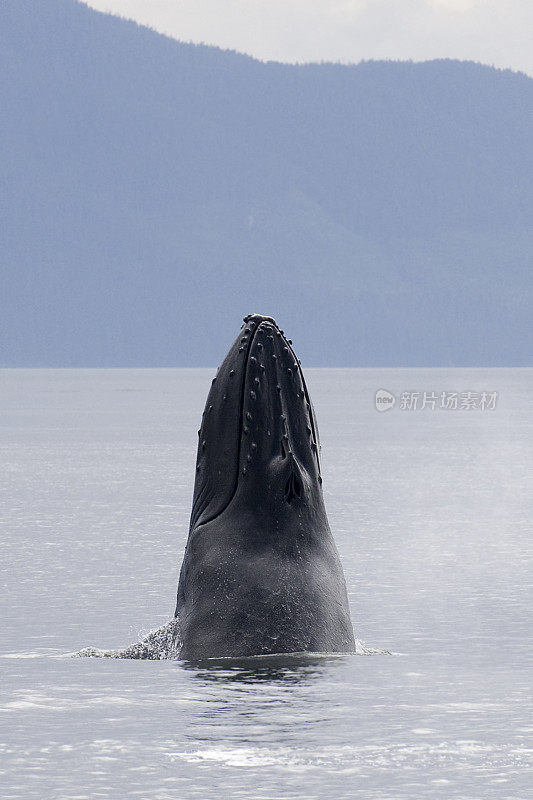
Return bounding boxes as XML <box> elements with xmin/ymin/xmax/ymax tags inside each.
<box><xmin>1</xmin><ymin>0</ymin><xmax>532</xmax><ymax>365</ymax></box>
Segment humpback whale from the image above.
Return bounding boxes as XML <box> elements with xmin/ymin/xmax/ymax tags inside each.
<box><xmin>175</xmin><ymin>314</ymin><xmax>355</xmax><ymax>660</ymax></box>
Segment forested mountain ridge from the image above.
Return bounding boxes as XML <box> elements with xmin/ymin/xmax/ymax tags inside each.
<box><xmin>2</xmin><ymin>0</ymin><xmax>532</xmax><ymax>365</ymax></box>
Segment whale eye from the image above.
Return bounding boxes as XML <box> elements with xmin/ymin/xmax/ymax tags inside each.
<box><xmin>284</xmin><ymin>472</ymin><xmax>302</xmax><ymax>504</ymax></box>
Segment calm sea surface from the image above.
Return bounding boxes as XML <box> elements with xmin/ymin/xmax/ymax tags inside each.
<box><xmin>1</xmin><ymin>368</ymin><xmax>531</xmax><ymax>799</ymax></box>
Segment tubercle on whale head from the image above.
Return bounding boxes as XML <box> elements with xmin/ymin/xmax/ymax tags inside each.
<box><xmin>236</xmin><ymin>316</ymin><xmax>322</xmax><ymax>501</ymax></box>
<box><xmin>189</xmin><ymin>314</ymin><xmax>324</xmax><ymax>532</ymax></box>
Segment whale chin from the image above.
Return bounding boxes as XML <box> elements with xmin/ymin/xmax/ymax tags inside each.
<box><xmin>175</xmin><ymin>313</ymin><xmax>356</xmax><ymax>660</ymax></box>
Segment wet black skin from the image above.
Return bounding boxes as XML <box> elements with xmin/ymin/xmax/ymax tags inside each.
<box><xmin>175</xmin><ymin>314</ymin><xmax>355</xmax><ymax>660</ymax></box>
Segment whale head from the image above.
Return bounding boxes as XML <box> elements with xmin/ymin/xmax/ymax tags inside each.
<box><xmin>189</xmin><ymin>313</ymin><xmax>324</xmax><ymax>538</ymax></box>
<box><xmin>175</xmin><ymin>314</ymin><xmax>355</xmax><ymax>659</ymax></box>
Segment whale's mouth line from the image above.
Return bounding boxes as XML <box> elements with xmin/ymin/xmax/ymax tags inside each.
<box><xmin>274</xmin><ymin>330</ymin><xmax>321</xmax><ymax>477</ymax></box>
<box><xmin>191</xmin><ymin>318</ymin><xmax>264</xmax><ymax>531</ymax></box>
<box><xmin>283</xmin><ymin>337</ymin><xmax>321</xmax><ymax>475</ymax></box>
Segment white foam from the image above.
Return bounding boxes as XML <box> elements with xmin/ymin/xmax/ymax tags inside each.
<box><xmin>74</xmin><ymin>618</ymin><xmax>182</xmax><ymax>660</ymax></box>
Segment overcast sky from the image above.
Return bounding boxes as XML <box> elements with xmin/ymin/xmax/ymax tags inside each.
<box><xmin>83</xmin><ymin>0</ymin><xmax>533</xmax><ymax>77</ymax></box>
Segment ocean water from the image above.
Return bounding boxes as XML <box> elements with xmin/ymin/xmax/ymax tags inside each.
<box><xmin>1</xmin><ymin>368</ymin><xmax>531</xmax><ymax>800</ymax></box>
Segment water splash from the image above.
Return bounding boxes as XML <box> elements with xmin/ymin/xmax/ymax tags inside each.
<box><xmin>353</xmin><ymin>639</ymin><xmax>390</xmax><ymax>655</ymax></box>
<box><xmin>75</xmin><ymin>619</ymin><xmax>182</xmax><ymax>660</ymax></box>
